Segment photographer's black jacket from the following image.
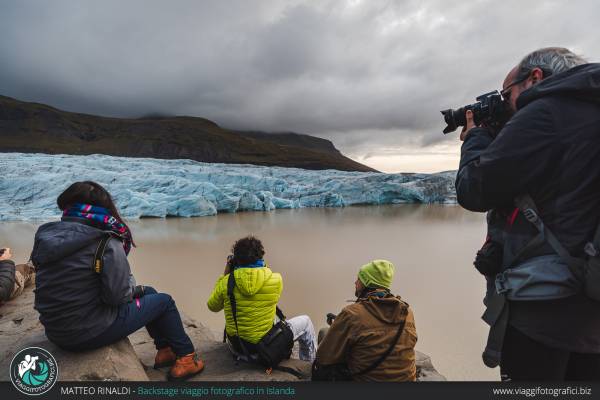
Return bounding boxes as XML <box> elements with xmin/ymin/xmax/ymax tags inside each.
<box><xmin>456</xmin><ymin>63</ymin><xmax>600</xmax><ymax>352</ymax></box>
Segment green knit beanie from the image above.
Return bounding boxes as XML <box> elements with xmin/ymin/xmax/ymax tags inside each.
<box><xmin>358</xmin><ymin>260</ymin><xmax>395</xmax><ymax>289</ymax></box>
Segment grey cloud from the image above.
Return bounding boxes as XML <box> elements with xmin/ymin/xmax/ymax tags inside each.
<box><xmin>0</xmin><ymin>0</ymin><xmax>598</xmax><ymax>158</ymax></box>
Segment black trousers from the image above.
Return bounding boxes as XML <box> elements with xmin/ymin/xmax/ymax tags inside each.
<box><xmin>501</xmin><ymin>325</ymin><xmax>600</xmax><ymax>381</ymax></box>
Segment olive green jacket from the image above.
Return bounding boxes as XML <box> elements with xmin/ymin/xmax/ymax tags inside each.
<box><xmin>316</xmin><ymin>293</ymin><xmax>417</xmax><ymax>382</ymax></box>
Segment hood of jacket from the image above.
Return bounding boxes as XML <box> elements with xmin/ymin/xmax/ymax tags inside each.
<box><xmin>31</xmin><ymin>220</ymin><xmax>107</xmax><ymax>266</ymax></box>
<box><xmin>518</xmin><ymin>63</ymin><xmax>600</xmax><ymax>109</ymax></box>
<box><xmin>358</xmin><ymin>294</ymin><xmax>409</xmax><ymax>324</ymax></box>
<box><xmin>232</xmin><ymin>266</ymin><xmax>273</xmax><ymax>296</ymax></box>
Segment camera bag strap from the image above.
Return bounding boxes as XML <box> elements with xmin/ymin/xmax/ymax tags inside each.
<box><xmin>226</xmin><ymin>271</ymin><xmax>253</xmax><ymax>359</ymax></box>
<box><xmin>353</xmin><ymin>309</ymin><xmax>407</xmax><ymax>377</ymax></box>
<box><xmin>482</xmin><ymin>194</ymin><xmax>590</xmax><ymax>369</ymax></box>
<box><xmin>92</xmin><ymin>233</ymin><xmax>113</xmax><ymax>274</ymax></box>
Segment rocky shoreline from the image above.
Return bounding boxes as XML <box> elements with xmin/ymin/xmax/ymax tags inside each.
<box><xmin>0</xmin><ymin>286</ymin><xmax>445</xmax><ymax>381</ymax></box>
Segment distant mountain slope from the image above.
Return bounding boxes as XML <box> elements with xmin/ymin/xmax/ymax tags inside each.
<box><xmin>0</xmin><ymin>95</ymin><xmax>376</xmax><ymax>172</ymax></box>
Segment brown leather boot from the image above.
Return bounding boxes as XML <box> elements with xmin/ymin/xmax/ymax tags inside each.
<box><xmin>154</xmin><ymin>347</ymin><xmax>177</xmax><ymax>369</ymax></box>
<box><xmin>168</xmin><ymin>352</ymin><xmax>204</xmax><ymax>381</ymax></box>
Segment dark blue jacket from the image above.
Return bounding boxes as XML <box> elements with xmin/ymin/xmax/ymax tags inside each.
<box><xmin>31</xmin><ymin>219</ymin><xmax>133</xmax><ymax>346</ymax></box>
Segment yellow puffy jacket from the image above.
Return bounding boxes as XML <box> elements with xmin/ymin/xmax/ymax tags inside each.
<box><xmin>207</xmin><ymin>265</ymin><xmax>283</xmax><ymax>344</ymax></box>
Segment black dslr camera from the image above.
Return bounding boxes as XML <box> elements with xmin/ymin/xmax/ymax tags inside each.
<box><xmin>441</xmin><ymin>90</ymin><xmax>509</xmax><ymax>134</ymax></box>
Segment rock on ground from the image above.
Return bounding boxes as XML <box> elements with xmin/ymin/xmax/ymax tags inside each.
<box><xmin>132</xmin><ymin>326</ymin><xmax>311</xmax><ymax>381</ymax></box>
<box><xmin>0</xmin><ymin>287</ymin><xmax>147</xmax><ymax>381</ymax></box>
<box><xmin>1</xmin><ymin>287</ymin><xmax>445</xmax><ymax>381</ymax></box>
<box><xmin>416</xmin><ymin>351</ymin><xmax>446</xmax><ymax>381</ymax></box>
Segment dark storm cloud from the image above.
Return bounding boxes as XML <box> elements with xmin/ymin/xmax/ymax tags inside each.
<box><xmin>0</xmin><ymin>0</ymin><xmax>597</xmax><ymax>156</ymax></box>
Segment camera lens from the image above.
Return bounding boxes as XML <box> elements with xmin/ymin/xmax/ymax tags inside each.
<box><xmin>441</xmin><ymin>107</ymin><xmax>467</xmax><ymax>134</ymax></box>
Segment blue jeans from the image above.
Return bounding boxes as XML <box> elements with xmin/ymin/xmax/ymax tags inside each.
<box><xmin>66</xmin><ymin>286</ymin><xmax>194</xmax><ymax>356</ymax></box>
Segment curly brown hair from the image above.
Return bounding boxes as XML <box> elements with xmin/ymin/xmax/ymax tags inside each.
<box><xmin>231</xmin><ymin>236</ymin><xmax>265</xmax><ymax>266</ymax></box>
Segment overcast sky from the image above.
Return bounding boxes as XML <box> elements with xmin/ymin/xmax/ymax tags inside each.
<box><xmin>1</xmin><ymin>0</ymin><xmax>597</xmax><ymax>173</ymax></box>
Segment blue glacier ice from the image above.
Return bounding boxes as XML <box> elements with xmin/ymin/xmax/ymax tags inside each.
<box><xmin>0</xmin><ymin>153</ymin><xmax>457</xmax><ymax>221</ymax></box>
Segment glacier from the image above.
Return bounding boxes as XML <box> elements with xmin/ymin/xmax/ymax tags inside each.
<box><xmin>0</xmin><ymin>153</ymin><xmax>457</xmax><ymax>221</ymax></box>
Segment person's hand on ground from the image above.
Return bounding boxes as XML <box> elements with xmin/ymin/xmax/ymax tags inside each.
<box><xmin>0</xmin><ymin>248</ymin><xmax>12</xmax><ymax>262</ymax></box>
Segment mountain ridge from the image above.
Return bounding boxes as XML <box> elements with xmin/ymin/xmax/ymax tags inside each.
<box><xmin>0</xmin><ymin>95</ymin><xmax>376</xmax><ymax>172</ymax></box>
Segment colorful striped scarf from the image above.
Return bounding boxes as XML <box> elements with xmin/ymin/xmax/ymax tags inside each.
<box><xmin>62</xmin><ymin>203</ymin><xmax>134</xmax><ymax>255</ymax></box>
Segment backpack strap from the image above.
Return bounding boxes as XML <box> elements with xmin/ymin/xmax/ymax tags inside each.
<box><xmin>481</xmin><ymin>288</ymin><xmax>509</xmax><ymax>368</ymax></box>
<box><xmin>513</xmin><ymin>194</ymin><xmax>585</xmax><ymax>279</ymax></box>
<box><xmin>92</xmin><ymin>233</ymin><xmax>113</xmax><ymax>274</ymax></box>
<box><xmin>353</xmin><ymin>307</ymin><xmax>407</xmax><ymax>377</ymax></box>
<box><xmin>584</xmin><ymin>222</ymin><xmax>600</xmax><ymax>257</ymax></box>
<box><xmin>275</xmin><ymin>306</ymin><xmax>286</xmax><ymax>321</ymax></box>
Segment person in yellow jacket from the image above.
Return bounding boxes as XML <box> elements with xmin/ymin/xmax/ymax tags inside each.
<box><xmin>207</xmin><ymin>236</ymin><xmax>317</xmax><ymax>361</ymax></box>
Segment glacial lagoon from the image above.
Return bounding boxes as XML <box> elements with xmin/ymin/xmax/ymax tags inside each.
<box><xmin>1</xmin><ymin>205</ymin><xmax>499</xmax><ymax>380</ymax></box>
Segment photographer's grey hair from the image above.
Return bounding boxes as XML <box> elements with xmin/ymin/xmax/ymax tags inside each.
<box><xmin>516</xmin><ymin>47</ymin><xmax>588</xmax><ymax>80</ymax></box>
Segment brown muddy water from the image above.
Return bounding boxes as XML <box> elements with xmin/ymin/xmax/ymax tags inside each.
<box><xmin>1</xmin><ymin>205</ymin><xmax>500</xmax><ymax>381</ymax></box>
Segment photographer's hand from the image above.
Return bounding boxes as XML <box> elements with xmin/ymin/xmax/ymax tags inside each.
<box><xmin>460</xmin><ymin>110</ymin><xmax>478</xmax><ymax>141</ymax></box>
<box><xmin>224</xmin><ymin>255</ymin><xmax>234</xmax><ymax>275</ymax></box>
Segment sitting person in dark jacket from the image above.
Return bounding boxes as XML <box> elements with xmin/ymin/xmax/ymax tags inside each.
<box><xmin>31</xmin><ymin>181</ymin><xmax>204</xmax><ymax>381</ymax></box>
<box><xmin>0</xmin><ymin>247</ymin><xmax>35</xmax><ymax>305</ymax></box>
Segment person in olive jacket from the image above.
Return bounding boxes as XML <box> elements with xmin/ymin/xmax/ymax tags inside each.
<box><xmin>314</xmin><ymin>260</ymin><xmax>417</xmax><ymax>382</ymax></box>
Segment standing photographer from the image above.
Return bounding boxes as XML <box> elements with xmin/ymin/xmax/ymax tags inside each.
<box><xmin>455</xmin><ymin>48</ymin><xmax>600</xmax><ymax>380</ymax></box>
